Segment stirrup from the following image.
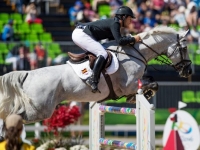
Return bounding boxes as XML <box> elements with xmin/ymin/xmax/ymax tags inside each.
<box><xmin>86</xmin><ymin>78</ymin><xmax>101</xmax><ymax>93</ymax></box>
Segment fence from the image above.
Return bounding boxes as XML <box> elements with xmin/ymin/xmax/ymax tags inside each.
<box><xmin>89</xmin><ymin>90</ymin><xmax>155</xmax><ymax>150</ymax></box>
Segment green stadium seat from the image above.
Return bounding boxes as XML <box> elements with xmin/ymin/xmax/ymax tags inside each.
<box><xmin>31</xmin><ymin>24</ymin><xmax>44</xmax><ymax>33</ymax></box>
<box><xmin>2</xmin><ymin>48</ymin><xmax>9</xmax><ymax>54</ymax></box>
<box><xmin>48</xmin><ymin>51</ymin><xmax>56</xmax><ymax>59</ymax></box>
<box><xmin>169</xmin><ymin>23</ymin><xmax>179</xmax><ymax>31</ymax></box>
<box><xmin>0</xmin><ymin>58</ymin><xmax>5</xmax><ymax>64</ymax></box>
<box><xmin>194</xmin><ymin>54</ymin><xmax>200</xmax><ymax>65</ymax></box>
<box><xmin>0</xmin><ymin>43</ymin><xmax>8</xmax><ymax>49</ymax></box>
<box><xmin>18</xmin><ymin>33</ymin><xmax>26</xmax><ymax>41</ymax></box>
<box><xmin>0</xmin><ymin>24</ymin><xmax>3</xmax><ymax>33</ymax></box>
<box><xmin>39</xmin><ymin>33</ymin><xmax>52</xmax><ymax>42</ymax></box>
<box><xmin>0</xmin><ymin>21</ymin><xmax>4</xmax><ymax>26</ymax></box>
<box><xmin>98</xmin><ymin>5</ymin><xmax>111</xmax><ymax>18</ymax></box>
<box><xmin>12</xmin><ymin>24</ymin><xmax>19</xmax><ymax>33</ymax></box>
<box><xmin>10</xmin><ymin>13</ymin><xmax>22</xmax><ymax>24</ymax></box>
<box><xmin>0</xmin><ymin>54</ymin><xmax>3</xmax><ymax>59</ymax></box>
<box><xmin>28</xmin><ymin>43</ymin><xmax>35</xmax><ymax>52</ymax></box>
<box><xmin>0</xmin><ymin>13</ymin><xmax>9</xmax><ymax>24</ymax></box>
<box><xmin>7</xmin><ymin>42</ymin><xmax>17</xmax><ymax>50</ymax></box>
<box><xmin>197</xmin><ymin>25</ymin><xmax>200</xmax><ymax>31</ymax></box>
<box><xmin>189</xmin><ymin>53</ymin><xmax>194</xmax><ymax>64</ymax></box>
<box><xmin>41</xmin><ymin>42</ymin><xmax>50</xmax><ymax>50</ymax></box>
<box><xmin>0</xmin><ymin>43</ymin><xmax>9</xmax><ymax>54</ymax></box>
<box><xmin>17</xmin><ymin>23</ymin><xmax>31</xmax><ymax>34</ymax></box>
<box><xmin>196</xmin><ymin>91</ymin><xmax>200</xmax><ymax>103</ymax></box>
<box><xmin>182</xmin><ymin>90</ymin><xmax>196</xmax><ymax>103</ymax></box>
<box><xmin>188</xmin><ymin>43</ymin><xmax>198</xmax><ymax>53</ymax></box>
<box><xmin>49</xmin><ymin>43</ymin><xmax>62</xmax><ymax>54</ymax></box>
<box><xmin>22</xmin><ymin>14</ymin><xmax>26</xmax><ymax>20</ymax></box>
<box><xmin>26</xmin><ymin>33</ymin><xmax>39</xmax><ymax>42</ymax></box>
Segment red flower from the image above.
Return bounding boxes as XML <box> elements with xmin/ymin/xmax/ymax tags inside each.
<box><xmin>43</xmin><ymin>105</ymin><xmax>81</xmax><ymax>135</ymax></box>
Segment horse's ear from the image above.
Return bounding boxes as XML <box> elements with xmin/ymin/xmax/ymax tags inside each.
<box><xmin>180</xmin><ymin>29</ymin><xmax>189</xmax><ymax>38</ymax></box>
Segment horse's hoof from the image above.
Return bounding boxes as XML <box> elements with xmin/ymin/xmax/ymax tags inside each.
<box><xmin>144</xmin><ymin>89</ymin><xmax>153</xmax><ymax>100</ymax></box>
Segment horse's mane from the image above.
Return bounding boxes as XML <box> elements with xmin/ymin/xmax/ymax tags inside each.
<box><xmin>138</xmin><ymin>26</ymin><xmax>178</xmax><ymax>39</ymax></box>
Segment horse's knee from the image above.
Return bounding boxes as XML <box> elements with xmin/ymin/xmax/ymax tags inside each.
<box><xmin>126</xmin><ymin>94</ymin><xmax>136</xmax><ymax>103</ymax></box>
<box><xmin>140</xmin><ymin>75</ymin><xmax>159</xmax><ymax>100</ymax></box>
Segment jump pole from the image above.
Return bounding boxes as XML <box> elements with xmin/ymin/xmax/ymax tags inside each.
<box><xmin>89</xmin><ymin>89</ymin><xmax>155</xmax><ymax>150</ymax></box>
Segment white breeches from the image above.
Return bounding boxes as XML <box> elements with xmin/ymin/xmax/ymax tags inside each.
<box><xmin>72</xmin><ymin>28</ymin><xmax>108</xmax><ymax>59</ymax></box>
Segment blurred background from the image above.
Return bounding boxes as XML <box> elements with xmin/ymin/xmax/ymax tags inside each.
<box><xmin>0</xmin><ymin>0</ymin><xmax>200</xmax><ymax>149</ymax></box>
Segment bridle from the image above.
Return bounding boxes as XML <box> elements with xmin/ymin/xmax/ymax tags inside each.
<box><xmin>108</xmin><ymin>34</ymin><xmax>191</xmax><ymax>72</ymax></box>
<box><xmin>167</xmin><ymin>35</ymin><xmax>192</xmax><ymax>72</ymax></box>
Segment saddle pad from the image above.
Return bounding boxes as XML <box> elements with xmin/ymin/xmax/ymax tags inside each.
<box><xmin>67</xmin><ymin>51</ymin><xmax>119</xmax><ymax>80</ymax></box>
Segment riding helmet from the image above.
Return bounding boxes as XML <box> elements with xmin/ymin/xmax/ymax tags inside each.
<box><xmin>115</xmin><ymin>6</ymin><xmax>135</xmax><ymax>18</ymax></box>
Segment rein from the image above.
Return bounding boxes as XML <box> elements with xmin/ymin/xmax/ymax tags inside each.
<box><xmin>107</xmin><ymin>47</ymin><xmax>146</xmax><ymax>65</ymax></box>
<box><xmin>107</xmin><ymin>41</ymin><xmax>172</xmax><ymax>71</ymax></box>
<box><xmin>107</xmin><ymin>34</ymin><xmax>191</xmax><ymax>72</ymax></box>
<box><xmin>140</xmin><ymin>41</ymin><xmax>172</xmax><ymax>66</ymax></box>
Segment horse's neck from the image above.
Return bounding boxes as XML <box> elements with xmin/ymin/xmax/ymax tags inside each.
<box><xmin>137</xmin><ymin>34</ymin><xmax>176</xmax><ymax>62</ymax></box>
<box><xmin>104</xmin><ymin>33</ymin><xmax>175</xmax><ymax>63</ymax></box>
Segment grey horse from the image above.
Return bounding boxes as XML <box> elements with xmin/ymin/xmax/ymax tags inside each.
<box><xmin>0</xmin><ymin>26</ymin><xmax>192</xmax><ymax>123</ymax></box>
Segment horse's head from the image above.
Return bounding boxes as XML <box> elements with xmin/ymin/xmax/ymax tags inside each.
<box><xmin>167</xmin><ymin>30</ymin><xmax>192</xmax><ymax>78</ymax></box>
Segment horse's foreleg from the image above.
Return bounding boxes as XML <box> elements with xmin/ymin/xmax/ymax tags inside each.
<box><xmin>140</xmin><ymin>75</ymin><xmax>158</xmax><ymax>100</ymax></box>
<box><xmin>126</xmin><ymin>75</ymin><xmax>159</xmax><ymax>103</ymax></box>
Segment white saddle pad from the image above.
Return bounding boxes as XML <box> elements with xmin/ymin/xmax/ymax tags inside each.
<box><xmin>67</xmin><ymin>51</ymin><xmax>119</xmax><ymax>80</ymax></box>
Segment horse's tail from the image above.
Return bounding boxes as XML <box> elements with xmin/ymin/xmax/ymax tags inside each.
<box><xmin>0</xmin><ymin>72</ymin><xmax>35</xmax><ymax>121</ymax></box>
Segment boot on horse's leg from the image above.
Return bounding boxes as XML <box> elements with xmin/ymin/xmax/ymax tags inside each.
<box><xmin>86</xmin><ymin>55</ymin><xmax>106</xmax><ymax>93</ymax></box>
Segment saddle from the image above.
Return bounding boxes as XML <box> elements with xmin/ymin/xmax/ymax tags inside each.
<box><xmin>68</xmin><ymin>51</ymin><xmax>113</xmax><ymax>69</ymax></box>
<box><xmin>68</xmin><ymin>50</ymin><xmax>118</xmax><ymax>101</ymax></box>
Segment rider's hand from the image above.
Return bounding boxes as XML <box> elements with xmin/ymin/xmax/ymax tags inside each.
<box><xmin>134</xmin><ymin>35</ymin><xmax>141</xmax><ymax>42</ymax></box>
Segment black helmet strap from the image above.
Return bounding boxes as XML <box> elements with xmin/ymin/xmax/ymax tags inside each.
<box><xmin>122</xmin><ymin>15</ymin><xmax>127</xmax><ymax>27</ymax></box>
<box><xmin>115</xmin><ymin>15</ymin><xmax>128</xmax><ymax>27</ymax></box>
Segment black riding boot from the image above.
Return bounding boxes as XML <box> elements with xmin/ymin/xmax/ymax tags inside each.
<box><xmin>86</xmin><ymin>55</ymin><xmax>106</xmax><ymax>93</ymax></box>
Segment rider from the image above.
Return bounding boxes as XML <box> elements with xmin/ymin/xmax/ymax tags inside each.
<box><xmin>72</xmin><ymin>6</ymin><xmax>141</xmax><ymax>93</ymax></box>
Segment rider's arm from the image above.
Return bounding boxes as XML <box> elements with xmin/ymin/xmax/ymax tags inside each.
<box><xmin>110</xmin><ymin>22</ymin><xmax>136</xmax><ymax>45</ymax></box>
<box><xmin>130</xmin><ymin>34</ymin><xmax>141</xmax><ymax>43</ymax></box>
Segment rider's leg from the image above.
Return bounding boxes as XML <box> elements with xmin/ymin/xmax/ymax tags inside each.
<box><xmin>72</xmin><ymin>28</ymin><xmax>108</xmax><ymax>92</ymax></box>
<box><xmin>86</xmin><ymin>55</ymin><xmax>106</xmax><ymax>92</ymax></box>
<box><xmin>72</xmin><ymin>28</ymin><xmax>108</xmax><ymax>58</ymax></box>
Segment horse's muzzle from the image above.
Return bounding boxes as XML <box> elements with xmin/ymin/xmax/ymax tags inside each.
<box><xmin>179</xmin><ymin>63</ymin><xmax>192</xmax><ymax>78</ymax></box>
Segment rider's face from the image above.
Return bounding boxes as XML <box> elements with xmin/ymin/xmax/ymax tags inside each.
<box><xmin>124</xmin><ymin>16</ymin><xmax>133</xmax><ymax>28</ymax></box>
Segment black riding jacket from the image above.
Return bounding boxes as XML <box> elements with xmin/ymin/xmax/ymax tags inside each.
<box><xmin>78</xmin><ymin>18</ymin><xmax>135</xmax><ymax>45</ymax></box>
